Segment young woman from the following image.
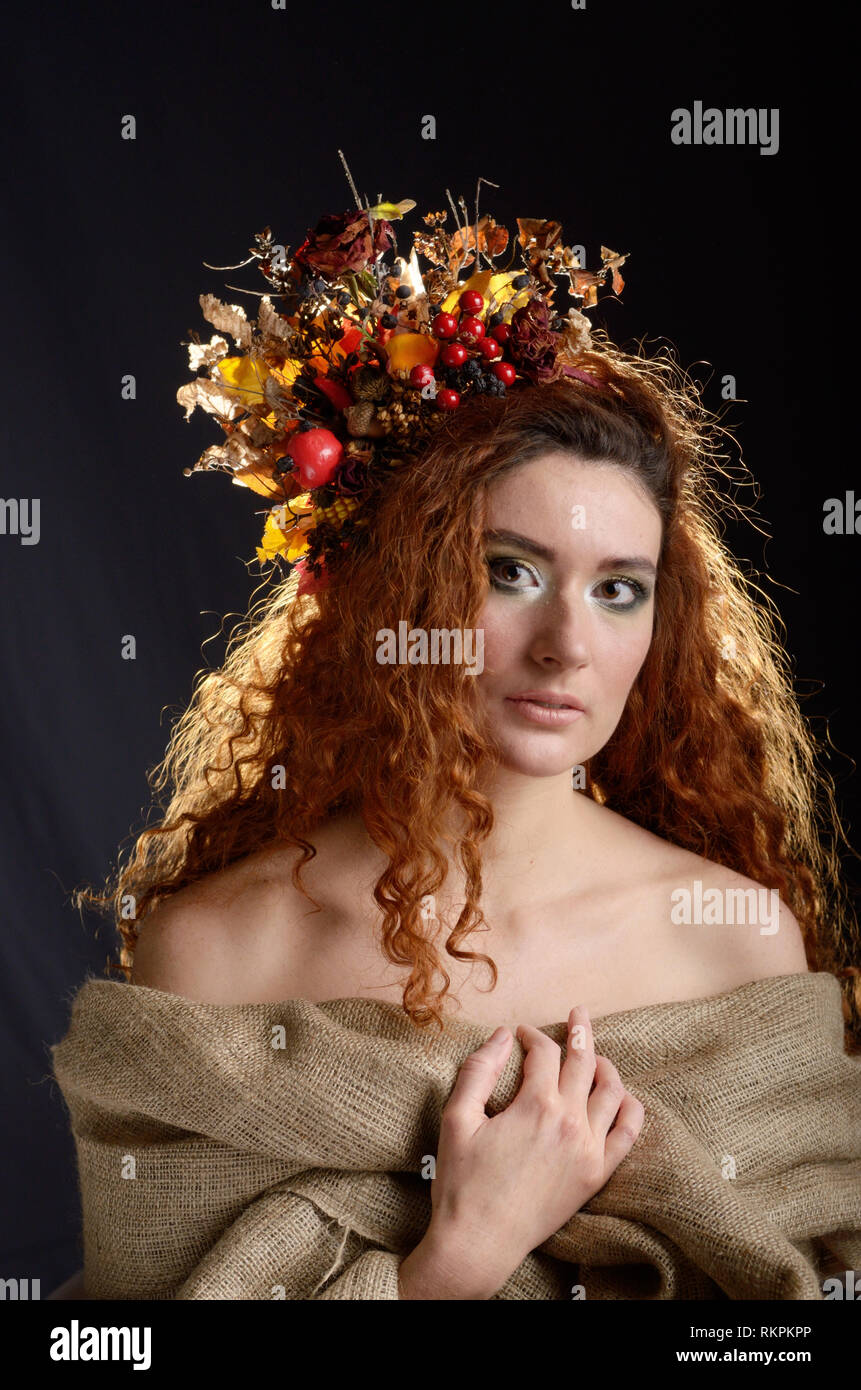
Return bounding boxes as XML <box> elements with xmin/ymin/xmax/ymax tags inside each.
<box><xmin>56</xmin><ymin>204</ymin><xmax>860</xmax><ymax>1298</ymax></box>
<box><xmin>69</xmin><ymin>366</ymin><xmax>857</xmax><ymax>1299</ymax></box>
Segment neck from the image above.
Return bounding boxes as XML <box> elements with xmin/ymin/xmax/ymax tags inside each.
<box><xmin>441</xmin><ymin>766</ymin><xmax>602</xmax><ymax>922</ymax></box>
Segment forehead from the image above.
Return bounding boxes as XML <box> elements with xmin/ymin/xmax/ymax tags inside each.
<box><xmin>485</xmin><ymin>451</ymin><xmax>662</xmax><ymax>556</ymax></box>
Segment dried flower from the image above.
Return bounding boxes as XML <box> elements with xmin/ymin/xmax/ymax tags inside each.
<box><xmin>507</xmin><ymin>298</ymin><xmax>562</xmax><ymax>383</ymax></box>
<box><xmin>334</xmin><ymin>454</ymin><xmax>371</xmax><ymax>497</ymax></box>
<box><xmin>293</xmin><ymin>209</ymin><xmax>393</xmax><ymax>281</ymax></box>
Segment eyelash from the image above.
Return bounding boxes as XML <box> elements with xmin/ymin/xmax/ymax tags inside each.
<box><xmin>486</xmin><ymin>556</ymin><xmax>650</xmax><ymax>609</ymax></box>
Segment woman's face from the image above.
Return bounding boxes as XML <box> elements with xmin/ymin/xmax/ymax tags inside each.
<box><xmin>474</xmin><ymin>451</ymin><xmax>662</xmax><ymax>776</ymax></box>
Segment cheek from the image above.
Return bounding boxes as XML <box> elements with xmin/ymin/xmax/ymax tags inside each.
<box><xmin>600</xmin><ymin>617</ymin><xmax>653</xmax><ymax>695</ymax></box>
<box><xmin>474</xmin><ymin>595</ymin><xmax>524</xmax><ymax>674</ymax></box>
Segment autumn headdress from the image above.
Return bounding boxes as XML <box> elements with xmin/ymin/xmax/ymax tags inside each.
<box><xmin>178</xmin><ymin>153</ymin><xmax>628</xmax><ymax>596</ymax></box>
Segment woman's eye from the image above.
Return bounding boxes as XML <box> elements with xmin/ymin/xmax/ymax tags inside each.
<box><xmin>486</xmin><ymin>559</ymin><xmax>650</xmax><ymax>608</ymax></box>
<box><xmin>594</xmin><ymin>576</ymin><xmax>648</xmax><ymax>608</ymax></box>
<box><xmin>487</xmin><ymin>557</ymin><xmax>538</xmax><ymax>589</ymax></box>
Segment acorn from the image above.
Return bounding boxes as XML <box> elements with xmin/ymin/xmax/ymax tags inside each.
<box><xmin>345</xmin><ymin>402</ymin><xmax>386</xmax><ymax>438</ymax></box>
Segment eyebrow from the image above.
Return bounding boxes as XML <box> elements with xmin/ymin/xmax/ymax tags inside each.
<box><xmin>483</xmin><ymin>528</ymin><xmax>658</xmax><ymax>576</ymax></box>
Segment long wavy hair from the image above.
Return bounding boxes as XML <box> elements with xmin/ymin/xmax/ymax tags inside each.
<box><xmin>76</xmin><ymin>334</ymin><xmax>861</xmax><ymax>1048</ymax></box>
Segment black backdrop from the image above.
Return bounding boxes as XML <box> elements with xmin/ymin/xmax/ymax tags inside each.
<box><xmin>1</xmin><ymin>0</ymin><xmax>854</xmax><ymax>1293</ymax></box>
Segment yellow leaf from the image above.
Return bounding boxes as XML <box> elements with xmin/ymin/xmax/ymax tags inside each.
<box><xmin>368</xmin><ymin>199</ymin><xmax>416</xmax><ymax>220</ymax></box>
<box><xmin>255</xmin><ymin>510</ymin><xmax>312</xmax><ymax>564</ymax></box>
<box><xmin>270</xmin><ymin>358</ymin><xmax>304</xmax><ymax>389</ymax></box>
<box><xmin>286</xmin><ymin>531</ymin><xmax>311</xmax><ymax>561</ymax></box>
<box><xmin>230</xmin><ymin>469</ymin><xmax>282</xmax><ymax>500</ymax></box>
<box><xmin>441</xmin><ymin>269</ymin><xmax>522</xmax><ymax>315</ymax></box>
<box><xmin>216</xmin><ymin>356</ymin><xmax>271</xmax><ymax>408</ymax></box>
<box><xmin>256</xmin><ymin>512</ymin><xmax>289</xmax><ymax>562</ymax></box>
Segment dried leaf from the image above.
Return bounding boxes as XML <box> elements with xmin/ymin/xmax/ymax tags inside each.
<box><xmin>184</xmin><ymin>446</ymin><xmax>291</xmax><ymax>499</ymax></box>
<box><xmin>187</xmin><ymin>334</ymin><xmax>229</xmax><ymax>372</ymax></box>
<box><xmin>235</xmin><ymin>415</ymin><xmax>276</xmax><ymax>447</ymax></box>
<box><xmin>600</xmin><ymin>246</ymin><xmax>629</xmax><ymax>296</ymax></box>
<box><xmin>258</xmin><ymin>297</ymin><xmax>295</xmax><ymax>343</ymax></box>
<box><xmin>558</xmin><ymin>308</ymin><xmax>593</xmax><ymax>356</ymax></box>
<box><xmin>450</xmin><ymin>215</ymin><xmax>510</xmax><ymax>263</ymax></box>
<box><xmin>413</xmin><ymin>225</ymin><xmax>454</xmax><ymax>270</ymax></box>
<box><xmin>479</xmin><ymin>218</ymin><xmax>509</xmax><ymax>258</ymax></box>
<box><xmin>263</xmin><ymin>374</ymin><xmax>298</xmax><ymax>422</ymax></box>
<box><xmin>568</xmin><ymin>267</ymin><xmax>600</xmax><ymax>302</ymax></box>
<box><xmin>199</xmin><ymin>294</ymin><xmax>253</xmax><ymax>348</ymax></box>
<box><xmin>517</xmin><ymin>218</ymin><xmax>563</xmax><ymax>252</ymax></box>
<box><xmin>176</xmin><ymin>378</ymin><xmax>246</xmax><ymax>422</ymax></box>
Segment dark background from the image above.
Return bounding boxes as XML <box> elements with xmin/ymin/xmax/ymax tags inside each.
<box><xmin>1</xmin><ymin>0</ymin><xmax>853</xmax><ymax>1292</ymax></box>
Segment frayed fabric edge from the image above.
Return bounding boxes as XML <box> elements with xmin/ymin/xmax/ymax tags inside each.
<box><xmin>309</xmin><ymin>1214</ymin><xmax>354</xmax><ymax>1296</ymax></box>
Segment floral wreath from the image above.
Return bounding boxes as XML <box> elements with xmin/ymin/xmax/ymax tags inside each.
<box><xmin>178</xmin><ymin>152</ymin><xmax>628</xmax><ymax>596</ymax></box>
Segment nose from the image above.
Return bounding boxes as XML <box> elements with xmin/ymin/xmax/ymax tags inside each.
<box><xmin>525</xmin><ymin>591</ymin><xmax>591</xmax><ymax>670</ymax></box>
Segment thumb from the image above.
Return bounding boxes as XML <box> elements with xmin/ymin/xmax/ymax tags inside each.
<box><xmin>446</xmin><ymin>1028</ymin><xmax>513</xmax><ymax>1123</ymax></box>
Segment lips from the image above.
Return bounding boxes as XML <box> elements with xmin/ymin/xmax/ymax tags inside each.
<box><xmin>507</xmin><ymin>690</ymin><xmax>585</xmax><ymax>711</ymax></box>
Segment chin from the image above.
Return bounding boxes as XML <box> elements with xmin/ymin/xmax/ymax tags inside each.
<box><xmin>491</xmin><ymin>733</ymin><xmax>592</xmax><ymax>778</ymax></box>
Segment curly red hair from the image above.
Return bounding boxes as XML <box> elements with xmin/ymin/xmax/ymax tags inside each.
<box><xmin>75</xmin><ymin>334</ymin><xmax>861</xmax><ymax>1048</ymax></box>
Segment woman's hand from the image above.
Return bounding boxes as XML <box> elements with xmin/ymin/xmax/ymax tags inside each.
<box><xmin>399</xmin><ymin>1003</ymin><xmax>644</xmax><ymax>1299</ymax></box>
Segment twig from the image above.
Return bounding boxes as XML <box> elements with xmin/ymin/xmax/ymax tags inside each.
<box><xmin>444</xmin><ymin>188</ymin><xmax>467</xmax><ymax>272</ymax></box>
<box><xmin>474</xmin><ymin>176</ymin><xmax>500</xmax><ymax>272</ymax></box>
<box><xmin>203</xmin><ymin>255</ymin><xmax>258</xmax><ymax>271</ymax></box>
<box><xmin>337</xmin><ymin>149</ymin><xmax>363</xmax><ymax>211</ymax></box>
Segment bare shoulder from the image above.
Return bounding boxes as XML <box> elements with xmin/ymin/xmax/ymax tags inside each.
<box><xmin>592</xmin><ymin>801</ymin><xmax>810</xmax><ymax>987</ymax></box>
<box><xmin>129</xmin><ymin>839</ymin><xmax>319</xmax><ymax>1003</ymax></box>
<box><xmin>130</xmin><ymin>814</ymin><xmax>388</xmax><ymax>1005</ymax></box>
<box><xmin>653</xmin><ymin>837</ymin><xmax>809</xmax><ymax>983</ymax></box>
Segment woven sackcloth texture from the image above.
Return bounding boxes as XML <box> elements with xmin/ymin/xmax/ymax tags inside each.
<box><xmin>50</xmin><ymin>970</ymin><xmax>860</xmax><ymax>1300</ymax></box>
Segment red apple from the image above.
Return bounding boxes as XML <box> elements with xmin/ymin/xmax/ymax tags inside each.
<box><xmin>286</xmin><ymin>427</ymin><xmax>344</xmax><ymax>488</ymax></box>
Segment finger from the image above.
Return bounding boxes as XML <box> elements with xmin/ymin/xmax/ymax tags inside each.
<box><xmin>515</xmin><ymin>1023</ymin><xmax>565</xmax><ymax>1097</ymax></box>
<box><xmin>586</xmin><ymin>1055</ymin><xmax>628</xmax><ymax>1135</ymax></box>
<box><xmin>446</xmin><ymin>1027</ymin><xmax>514</xmax><ymax>1123</ymax></box>
<box><xmin>558</xmin><ymin>1004</ymin><xmax>597</xmax><ymax>1103</ymax></box>
<box><xmin>601</xmin><ymin>1092</ymin><xmax>645</xmax><ymax>1172</ymax></box>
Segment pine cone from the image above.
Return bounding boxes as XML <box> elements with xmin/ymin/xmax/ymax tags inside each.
<box><xmin>352</xmin><ymin>366</ymin><xmax>389</xmax><ymax>402</ymax></box>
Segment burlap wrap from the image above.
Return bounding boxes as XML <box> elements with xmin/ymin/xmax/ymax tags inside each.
<box><xmin>50</xmin><ymin>970</ymin><xmax>860</xmax><ymax>1300</ymax></box>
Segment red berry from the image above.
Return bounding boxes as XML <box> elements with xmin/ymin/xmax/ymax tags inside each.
<box><xmin>478</xmin><ymin>337</ymin><xmax>502</xmax><ymax>360</ymax></box>
<box><xmin>437</xmin><ymin>388</ymin><xmax>460</xmax><ymax>410</ymax></box>
<box><xmin>286</xmin><ymin>427</ymin><xmax>344</xmax><ymax>489</ymax></box>
<box><xmin>458</xmin><ymin>316</ymin><xmax>485</xmax><ymax>345</ymax></box>
<box><xmin>409</xmin><ymin>364</ymin><xmax>435</xmax><ymax>388</ymax></box>
<box><xmin>432</xmin><ymin>312</ymin><xmax>458</xmax><ymax>339</ymax></box>
<box><xmin>459</xmin><ymin>289</ymin><xmax>484</xmax><ymax>314</ymax></box>
<box><xmin>491</xmin><ymin>322</ymin><xmax>511</xmax><ymax>344</ymax></box>
<box><xmin>492</xmin><ymin>362</ymin><xmax>516</xmax><ymax>386</ymax></box>
<box><xmin>441</xmin><ymin>342</ymin><xmax>467</xmax><ymax>367</ymax></box>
